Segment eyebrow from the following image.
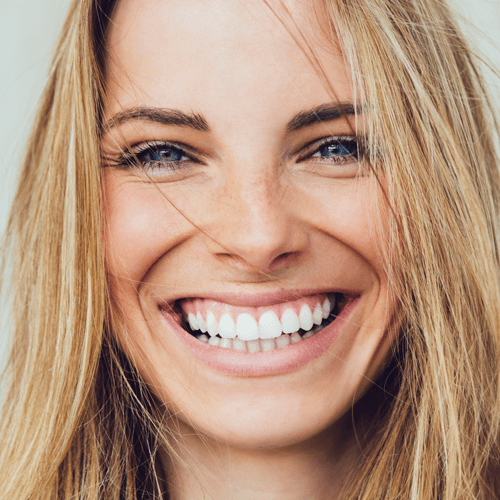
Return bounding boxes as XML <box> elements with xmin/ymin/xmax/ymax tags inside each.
<box><xmin>103</xmin><ymin>102</ymin><xmax>360</xmax><ymax>135</ymax></box>
<box><xmin>103</xmin><ymin>107</ymin><xmax>210</xmax><ymax>133</ymax></box>
<box><xmin>286</xmin><ymin>102</ymin><xmax>361</xmax><ymax>133</ymax></box>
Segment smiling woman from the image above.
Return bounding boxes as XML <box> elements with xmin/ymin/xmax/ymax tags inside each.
<box><xmin>1</xmin><ymin>0</ymin><xmax>500</xmax><ymax>499</ymax></box>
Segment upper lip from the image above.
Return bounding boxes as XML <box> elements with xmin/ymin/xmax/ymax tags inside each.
<box><xmin>156</xmin><ymin>287</ymin><xmax>360</xmax><ymax>309</ymax></box>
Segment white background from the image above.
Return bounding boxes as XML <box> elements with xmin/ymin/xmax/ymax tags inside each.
<box><xmin>0</xmin><ymin>0</ymin><xmax>499</xmax><ymax>362</ymax></box>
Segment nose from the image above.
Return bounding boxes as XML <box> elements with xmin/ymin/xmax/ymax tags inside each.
<box><xmin>202</xmin><ymin>167</ymin><xmax>308</xmax><ymax>273</ymax></box>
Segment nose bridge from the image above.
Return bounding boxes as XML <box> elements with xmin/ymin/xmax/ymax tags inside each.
<box><xmin>207</xmin><ymin>162</ymin><xmax>307</xmax><ymax>272</ymax></box>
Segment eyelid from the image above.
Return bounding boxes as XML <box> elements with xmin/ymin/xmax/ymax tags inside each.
<box><xmin>126</xmin><ymin>139</ymin><xmax>201</xmax><ymax>160</ymax></box>
<box><xmin>295</xmin><ymin>135</ymin><xmax>359</xmax><ymax>161</ymax></box>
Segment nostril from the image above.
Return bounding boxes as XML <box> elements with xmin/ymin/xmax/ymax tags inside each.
<box><xmin>266</xmin><ymin>251</ymin><xmax>300</xmax><ymax>272</ymax></box>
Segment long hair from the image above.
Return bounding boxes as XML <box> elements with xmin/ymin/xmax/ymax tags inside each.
<box><xmin>0</xmin><ymin>0</ymin><xmax>499</xmax><ymax>498</ymax></box>
<box><xmin>326</xmin><ymin>1</ymin><xmax>500</xmax><ymax>497</ymax></box>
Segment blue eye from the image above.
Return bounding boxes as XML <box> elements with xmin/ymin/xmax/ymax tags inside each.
<box><xmin>140</xmin><ymin>145</ymin><xmax>186</xmax><ymax>163</ymax></box>
<box><xmin>120</xmin><ymin>141</ymin><xmax>193</xmax><ymax>172</ymax></box>
<box><xmin>308</xmin><ymin>137</ymin><xmax>360</xmax><ymax>163</ymax></box>
<box><xmin>318</xmin><ymin>142</ymin><xmax>357</xmax><ymax>157</ymax></box>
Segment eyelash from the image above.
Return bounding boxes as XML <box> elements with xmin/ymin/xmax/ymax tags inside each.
<box><xmin>116</xmin><ymin>140</ymin><xmax>196</xmax><ymax>172</ymax></box>
<box><xmin>298</xmin><ymin>135</ymin><xmax>363</xmax><ymax>165</ymax></box>
<box><xmin>113</xmin><ymin>136</ymin><xmax>365</xmax><ymax>173</ymax></box>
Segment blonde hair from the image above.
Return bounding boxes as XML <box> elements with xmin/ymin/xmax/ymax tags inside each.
<box><xmin>1</xmin><ymin>0</ymin><xmax>499</xmax><ymax>498</ymax></box>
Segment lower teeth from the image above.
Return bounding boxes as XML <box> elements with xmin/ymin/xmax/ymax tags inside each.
<box><xmin>188</xmin><ymin>314</ymin><xmax>335</xmax><ymax>352</ymax></box>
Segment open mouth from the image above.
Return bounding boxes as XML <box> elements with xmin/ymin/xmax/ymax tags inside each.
<box><xmin>163</xmin><ymin>292</ymin><xmax>347</xmax><ymax>353</ymax></box>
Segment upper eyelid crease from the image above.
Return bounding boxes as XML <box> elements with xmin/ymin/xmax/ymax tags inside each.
<box><xmin>129</xmin><ymin>140</ymin><xmax>186</xmax><ymax>152</ymax></box>
<box><xmin>124</xmin><ymin>140</ymin><xmax>201</xmax><ymax>159</ymax></box>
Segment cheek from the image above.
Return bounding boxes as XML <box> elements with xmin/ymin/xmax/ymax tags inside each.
<box><xmin>301</xmin><ymin>177</ymin><xmax>389</xmax><ymax>278</ymax></box>
<box><xmin>102</xmin><ymin>171</ymin><xmax>194</xmax><ymax>281</ymax></box>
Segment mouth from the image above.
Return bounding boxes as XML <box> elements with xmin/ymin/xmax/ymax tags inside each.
<box><xmin>161</xmin><ymin>292</ymin><xmax>348</xmax><ymax>353</ymax></box>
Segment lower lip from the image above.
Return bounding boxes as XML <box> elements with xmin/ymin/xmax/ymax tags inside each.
<box><xmin>160</xmin><ymin>297</ymin><xmax>360</xmax><ymax>377</ymax></box>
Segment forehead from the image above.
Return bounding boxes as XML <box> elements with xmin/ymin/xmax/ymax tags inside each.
<box><xmin>104</xmin><ymin>0</ymin><xmax>353</xmax><ymax>127</ymax></box>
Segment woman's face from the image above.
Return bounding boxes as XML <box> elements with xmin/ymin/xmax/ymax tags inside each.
<box><xmin>103</xmin><ymin>0</ymin><xmax>394</xmax><ymax>448</ymax></box>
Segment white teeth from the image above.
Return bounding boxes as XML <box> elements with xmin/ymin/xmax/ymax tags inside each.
<box><xmin>187</xmin><ymin>294</ymin><xmax>339</xmax><ymax>348</ymax></box>
<box><xmin>298</xmin><ymin>304</ymin><xmax>313</xmax><ymax>331</ymax></box>
<box><xmin>197</xmin><ymin>323</ymin><xmax>325</xmax><ymax>348</ymax></box>
<box><xmin>275</xmin><ymin>334</ymin><xmax>291</xmax><ymax>348</ymax></box>
<box><xmin>261</xmin><ymin>338</ymin><xmax>277</xmax><ymax>352</ymax></box>
<box><xmin>322</xmin><ymin>298</ymin><xmax>331</xmax><ymax>319</ymax></box>
<box><xmin>197</xmin><ymin>311</ymin><xmax>207</xmax><ymax>333</ymax></box>
<box><xmin>219</xmin><ymin>338</ymin><xmax>232</xmax><ymax>349</ymax></box>
<box><xmin>188</xmin><ymin>313</ymin><xmax>200</xmax><ymax>331</ymax></box>
<box><xmin>206</xmin><ymin>312</ymin><xmax>218</xmax><ymax>337</ymax></box>
<box><xmin>198</xmin><ymin>328</ymin><xmax>319</xmax><ymax>349</ymax></box>
<box><xmin>218</xmin><ymin>313</ymin><xmax>236</xmax><ymax>338</ymax></box>
<box><xmin>258</xmin><ymin>311</ymin><xmax>282</xmax><ymax>339</ymax></box>
<box><xmin>313</xmin><ymin>303</ymin><xmax>322</xmax><ymax>325</ymax></box>
<box><xmin>236</xmin><ymin>313</ymin><xmax>260</xmax><ymax>341</ymax></box>
<box><xmin>208</xmin><ymin>336</ymin><xmax>220</xmax><ymax>346</ymax></box>
<box><xmin>281</xmin><ymin>308</ymin><xmax>300</xmax><ymax>334</ymax></box>
<box><xmin>232</xmin><ymin>338</ymin><xmax>247</xmax><ymax>351</ymax></box>
<box><xmin>247</xmin><ymin>339</ymin><xmax>261</xmax><ymax>353</ymax></box>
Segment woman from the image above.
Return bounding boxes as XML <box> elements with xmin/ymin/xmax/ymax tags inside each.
<box><xmin>1</xmin><ymin>0</ymin><xmax>499</xmax><ymax>498</ymax></box>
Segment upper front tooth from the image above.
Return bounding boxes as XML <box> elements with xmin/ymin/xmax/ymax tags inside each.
<box><xmin>206</xmin><ymin>311</ymin><xmax>218</xmax><ymax>337</ymax></box>
<box><xmin>236</xmin><ymin>313</ymin><xmax>259</xmax><ymax>341</ymax></box>
<box><xmin>258</xmin><ymin>311</ymin><xmax>282</xmax><ymax>339</ymax></box>
<box><xmin>299</xmin><ymin>304</ymin><xmax>313</xmax><ymax>331</ymax></box>
<box><xmin>188</xmin><ymin>313</ymin><xmax>200</xmax><ymax>331</ymax></box>
<box><xmin>322</xmin><ymin>298</ymin><xmax>331</xmax><ymax>319</ymax></box>
<box><xmin>197</xmin><ymin>311</ymin><xmax>207</xmax><ymax>333</ymax></box>
<box><xmin>281</xmin><ymin>308</ymin><xmax>300</xmax><ymax>334</ymax></box>
<box><xmin>218</xmin><ymin>313</ymin><xmax>236</xmax><ymax>338</ymax></box>
<box><xmin>313</xmin><ymin>303</ymin><xmax>322</xmax><ymax>325</ymax></box>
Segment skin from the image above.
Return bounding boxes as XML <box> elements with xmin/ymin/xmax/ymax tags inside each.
<box><xmin>102</xmin><ymin>0</ymin><xmax>395</xmax><ymax>498</ymax></box>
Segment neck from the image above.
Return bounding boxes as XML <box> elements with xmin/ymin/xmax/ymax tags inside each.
<box><xmin>159</xmin><ymin>412</ymin><xmax>361</xmax><ymax>500</ymax></box>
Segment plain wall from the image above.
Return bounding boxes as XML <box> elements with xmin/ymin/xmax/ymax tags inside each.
<box><xmin>0</xmin><ymin>0</ymin><xmax>499</xmax><ymax>366</ymax></box>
